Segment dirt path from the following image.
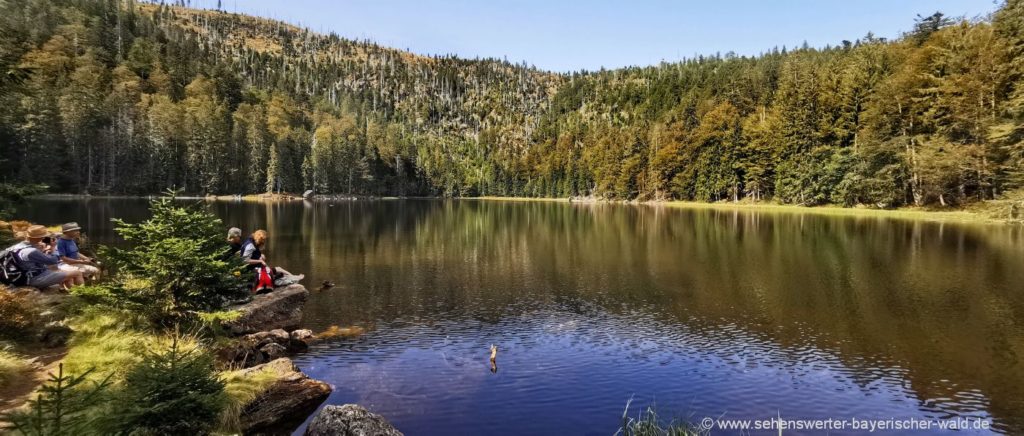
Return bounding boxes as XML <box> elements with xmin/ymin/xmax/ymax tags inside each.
<box><xmin>0</xmin><ymin>346</ymin><xmax>68</xmax><ymax>412</ymax></box>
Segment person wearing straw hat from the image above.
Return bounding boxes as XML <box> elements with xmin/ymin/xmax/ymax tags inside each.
<box><xmin>6</xmin><ymin>225</ymin><xmax>81</xmax><ymax>289</ymax></box>
<box><xmin>56</xmin><ymin>222</ymin><xmax>99</xmax><ymax>284</ymax></box>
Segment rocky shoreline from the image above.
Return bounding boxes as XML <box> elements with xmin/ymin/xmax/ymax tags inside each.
<box><xmin>2</xmin><ymin>283</ymin><xmax>401</xmax><ymax>435</ymax></box>
<box><xmin>211</xmin><ymin>284</ymin><xmax>403</xmax><ymax>435</ymax></box>
<box><xmin>212</xmin><ymin>285</ymin><xmax>330</xmax><ymax>433</ymax></box>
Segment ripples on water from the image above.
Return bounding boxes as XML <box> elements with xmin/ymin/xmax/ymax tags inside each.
<box><xmin>292</xmin><ymin>306</ymin><xmax>997</xmax><ymax>435</ymax></box>
<box><xmin>14</xmin><ymin>199</ymin><xmax>1024</xmax><ymax>435</ymax></box>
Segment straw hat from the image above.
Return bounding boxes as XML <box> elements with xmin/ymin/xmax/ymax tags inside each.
<box><xmin>26</xmin><ymin>225</ymin><xmax>50</xmax><ymax>239</ymax></box>
<box><xmin>61</xmin><ymin>222</ymin><xmax>82</xmax><ymax>233</ymax></box>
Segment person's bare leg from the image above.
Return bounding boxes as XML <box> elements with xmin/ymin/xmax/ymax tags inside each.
<box><xmin>67</xmin><ymin>270</ymin><xmax>84</xmax><ymax>287</ymax></box>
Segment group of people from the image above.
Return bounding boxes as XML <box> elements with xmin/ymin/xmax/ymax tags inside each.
<box><xmin>2</xmin><ymin>222</ymin><xmax>302</xmax><ymax>293</ymax></box>
<box><xmin>2</xmin><ymin>222</ymin><xmax>99</xmax><ymax>290</ymax></box>
<box><xmin>225</xmin><ymin>227</ymin><xmax>302</xmax><ymax>293</ymax></box>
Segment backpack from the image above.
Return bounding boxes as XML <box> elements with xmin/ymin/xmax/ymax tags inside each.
<box><xmin>252</xmin><ymin>265</ymin><xmax>275</xmax><ymax>294</ymax></box>
<box><xmin>0</xmin><ymin>246</ymin><xmax>30</xmax><ymax>286</ymax></box>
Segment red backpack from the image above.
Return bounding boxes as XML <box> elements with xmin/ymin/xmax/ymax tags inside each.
<box><xmin>253</xmin><ymin>265</ymin><xmax>274</xmax><ymax>294</ymax></box>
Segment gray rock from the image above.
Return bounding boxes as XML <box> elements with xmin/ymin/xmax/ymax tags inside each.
<box><xmin>260</xmin><ymin>342</ymin><xmax>288</xmax><ymax>360</ymax></box>
<box><xmin>217</xmin><ymin>329</ymin><xmax>296</xmax><ymax>368</ymax></box>
<box><xmin>268</xmin><ymin>328</ymin><xmax>290</xmax><ymax>340</ymax></box>
<box><xmin>238</xmin><ymin>358</ymin><xmax>332</xmax><ymax>433</ymax></box>
<box><xmin>246</xmin><ymin>329</ymin><xmax>290</xmax><ymax>347</ymax></box>
<box><xmin>289</xmin><ymin>329</ymin><xmax>315</xmax><ymax>351</ymax></box>
<box><xmin>291</xmin><ymin>329</ymin><xmax>314</xmax><ymax>340</ymax></box>
<box><xmin>223</xmin><ymin>285</ymin><xmax>309</xmax><ymax>335</ymax></box>
<box><xmin>38</xmin><ymin>321</ymin><xmax>72</xmax><ymax>348</ymax></box>
<box><xmin>305</xmin><ymin>404</ymin><xmax>403</xmax><ymax>436</ymax></box>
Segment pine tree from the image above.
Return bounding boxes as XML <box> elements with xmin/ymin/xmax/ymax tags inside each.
<box><xmin>107</xmin><ymin>335</ymin><xmax>225</xmax><ymax>435</ymax></box>
<box><xmin>1</xmin><ymin>364</ymin><xmax>112</xmax><ymax>436</ymax></box>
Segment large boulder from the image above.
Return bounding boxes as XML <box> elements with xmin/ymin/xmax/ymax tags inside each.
<box><xmin>238</xmin><ymin>358</ymin><xmax>332</xmax><ymax>433</ymax></box>
<box><xmin>305</xmin><ymin>404</ymin><xmax>403</xmax><ymax>436</ymax></box>
<box><xmin>223</xmin><ymin>285</ymin><xmax>309</xmax><ymax>335</ymax></box>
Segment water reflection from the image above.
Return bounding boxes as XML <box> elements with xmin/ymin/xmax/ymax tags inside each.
<box><xmin>14</xmin><ymin>199</ymin><xmax>1024</xmax><ymax>434</ymax></box>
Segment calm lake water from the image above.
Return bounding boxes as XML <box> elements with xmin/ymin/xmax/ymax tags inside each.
<box><xmin>14</xmin><ymin>198</ymin><xmax>1024</xmax><ymax>435</ymax></box>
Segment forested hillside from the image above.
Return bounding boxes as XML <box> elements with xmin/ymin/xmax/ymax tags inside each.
<box><xmin>0</xmin><ymin>0</ymin><xmax>561</xmax><ymax>196</ymax></box>
<box><xmin>1</xmin><ymin>0</ymin><xmax>1023</xmax><ymax>207</ymax></box>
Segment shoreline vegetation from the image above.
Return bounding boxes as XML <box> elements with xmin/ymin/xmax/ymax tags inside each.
<box><xmin>30</xmin><ymin>193</ymin><xmax>1018</xmax><ymax>225</ymax></box>
<box><xmin>0</xmin><ymin>198</ymin><xmax>341</xmax><ymax>434</ymax></box>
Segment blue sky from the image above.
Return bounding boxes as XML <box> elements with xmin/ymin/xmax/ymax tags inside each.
<box><xmin>188</xmin><ymin>0</ymin><xmax>1000</xmax><ymax>72</ymax></box>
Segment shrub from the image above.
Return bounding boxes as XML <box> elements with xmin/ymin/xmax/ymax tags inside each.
<box><xmin>975</xmin><ymin>188</ymin><xmax>1024</xmax><ymax>220</ymax></box>
<box><xmin>105</xmin><ymin>336</ymin><xmax>226</xmax><ymax>435</ymax></box>
<box><xmin>70</xmin><ymin>277</ymin><xmax>176</xmax><ymax>323</ymax></box>
<box><xmin>0</xmin><ymin>291</ymin><xmax>35</xmax><ymax>340</ymax></box>
<box><xmin>101</xmin><ymin>195</ymin><xmax>245</xmax><ymax>321</ymax></box>
<box><xmin>195</xmin><ymin>310</ymin><xmax>242</xmax><ymax>338</ymax></box>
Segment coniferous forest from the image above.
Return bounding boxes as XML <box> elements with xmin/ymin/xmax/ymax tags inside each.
<box><xmin>1</xmin><ymin>0</ymin><xmax>1023</xmax><ymax>208</ymax></box>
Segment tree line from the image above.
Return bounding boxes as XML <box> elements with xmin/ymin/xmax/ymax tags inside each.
<box><xmin>529</xmin><ymin>9</ymin><xmax>1024</xmax><ymax>206</ymax></box>
<box><xmin>0</xmin><ymin>0</ymin><xmax>1022</xmax><ymax>207</ymax></box>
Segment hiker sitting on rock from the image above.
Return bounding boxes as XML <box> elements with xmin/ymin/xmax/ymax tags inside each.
<box><xmin>5</xmin><ymin>225</ymin><xmax>82</xmax><ymax>290</ymax></box>
<box><xmin>56</xmin><ymin>222</ymin><xmax>99</xmax><ymax>285</ymax></box>
<box><xmin>241</xmin><ymin>230</ymin><xmax>303</xmax><ymax>292</ymax></box>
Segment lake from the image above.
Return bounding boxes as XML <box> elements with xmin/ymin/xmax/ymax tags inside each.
<box><xmin>13</xmin><ymin>198</ymin><xmax>1024</xmax><ymax>435</ymax></box>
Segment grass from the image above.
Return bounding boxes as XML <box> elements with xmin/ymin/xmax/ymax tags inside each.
<box><xmin>62</xmin><ymin>310</ymin><xmax>203</xmax><ymax>381</ymax></box>
<box><xmin>617</xmin><ymin>400</ymin><xmax>706</xmax><ymax>436</ymax></box>
<box><xmin>217</xmin><ymin>363</ymin><xmax>286</xmax><ymax>433</ymax></box>
<box><xmin>466</xmin><ymin>196</ymin><xmax>570</xmax><ymax>203</ymax></box>
<box><xmin>469</xmin><ymin>195</ymin><xmax>1007</xmax><ymax>224</ymax></box>
<box><xmin>60</xmin><ymin>308</ymin><xmax>285</xmax><ymax>434</ymax></box>
<box><xmin>0</xmin><ymin>346</ymin><xmax>31</xmax><ymax>388</ymax></box>
<box><xmin>315</xmin><ymin>324</ymin><xmax>366</xmax><ymax>340</ymax></box>
<box><xmin>457</xmin><ymin>196</ymin><xmax>1012</xmax><ymax>224</ymax></box>
<box><xmin>62</xmin><ymin>311</ymin><xmax>152</xmax><ymax>379</ymax></box>
<box><xmin>61</xmin><ymin>309</ymin><xmax>289</xmax><ymax>433</ymax></box>
<box><xmin>653</xmin><ymin>200</ymin><xmax>995</xmax><ymax>224</ymax></box>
